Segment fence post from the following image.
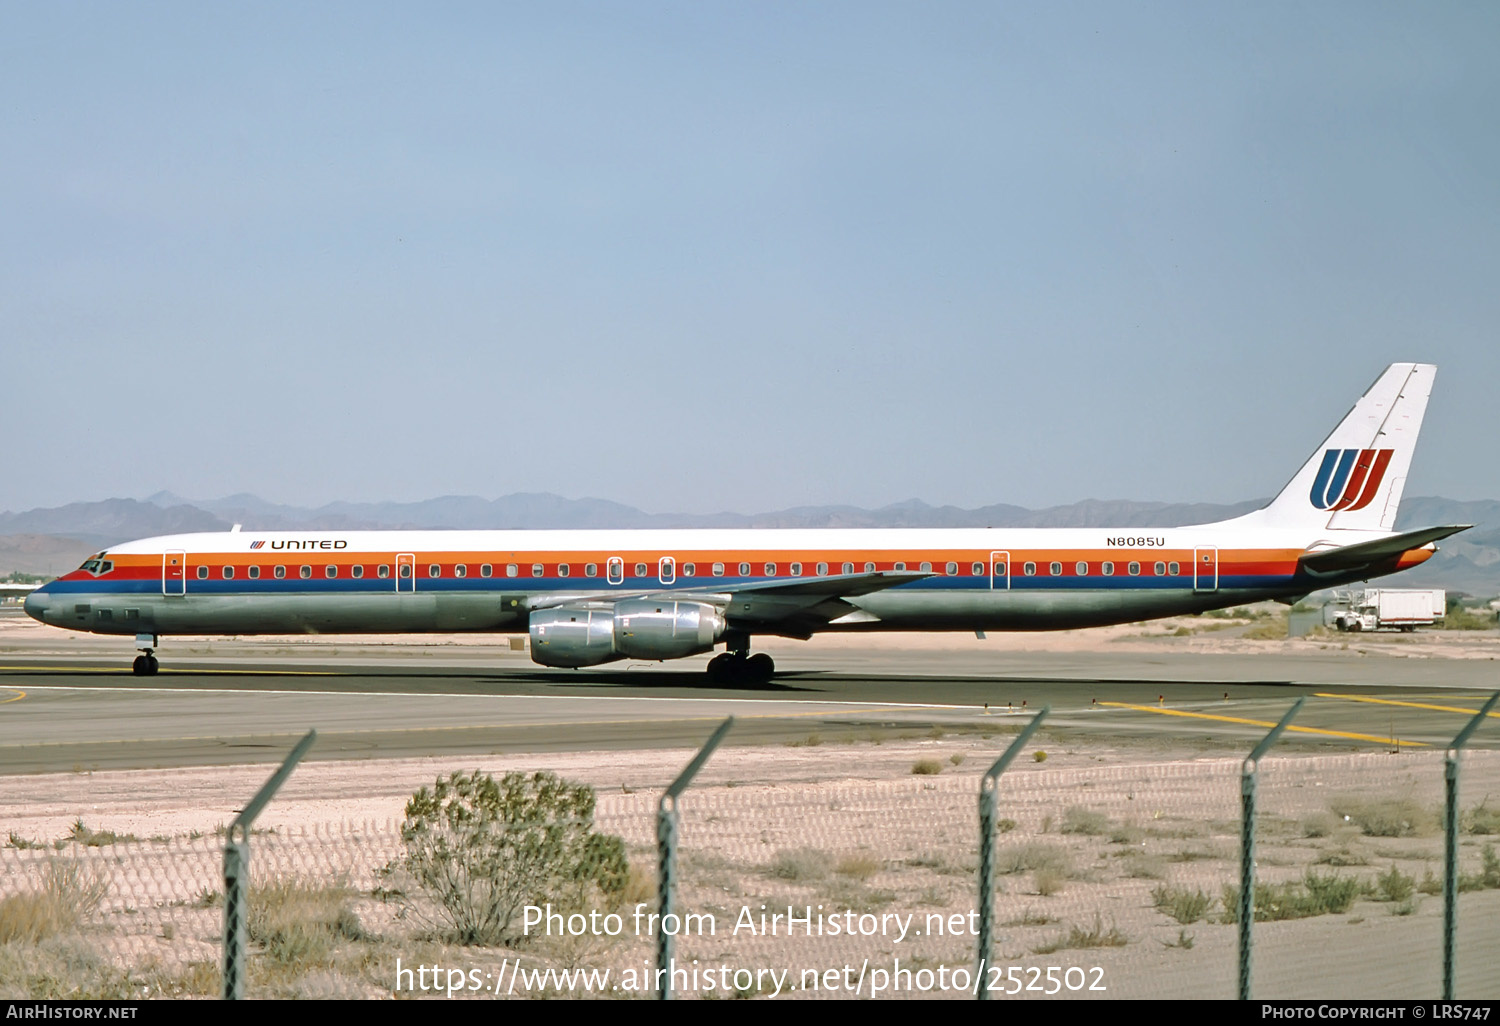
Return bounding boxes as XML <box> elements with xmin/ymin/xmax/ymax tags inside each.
<box><xmin>1238</xmin><ymin>698</ymin><xmax>1303</xmax><ymax>1001</ymax></box>
<box><xmin>657</xmin><ymin>717</ymin><xmax>733</xmax><ymax>1001</ymax></box>
<box><xmin>976</xmin><ymin>706</ymin><xmax>1049</xmax><ymax>1001</ymax></box>
<box><xmin>221</xmin><ymin>730</ymin><xmax>317</xmax><ymax>1000</ymax></box>
<box><xmin>1443</xmin><ymin>691</ymin><xmax>1498</xmax><ymax>999</ymax></box>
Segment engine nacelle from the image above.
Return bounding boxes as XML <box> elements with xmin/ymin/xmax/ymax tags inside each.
<box><xmin>528</xmin><ymin>608</ymin><xmax>621</xmax><ymax>668</ymax></box>
<box><xmin>613</xmin><ymin>599</ymin><xmax>725</xmax><ymax>660</ymax></box>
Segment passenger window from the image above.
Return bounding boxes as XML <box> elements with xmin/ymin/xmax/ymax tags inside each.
<box><xmin>1168</xmin><ymin>561</ymin><xmax>1180</xmax><ymax>575</ymax></box>
<box><xmin>298</xmin><ymin>565</ymin><xmax>309</xmax><ymax>579</ymax></box>
<box><xmin>248</xmin><ymin>566</ymin><xmax>260</xmax><ymax>580</ymax></box>
<box><xmin>920</xmin><ymin>561</ymin><xmax>932</xmax><ymax>572</ymax></box>
<box><xmin>429</xmin><ymin>565</ymin><xmax>441</xmax><ymax>578</ymax></box>
<box><xmin>738</xmin><ymin>562</ymin><xmax>751</xmax><ymax>576</ymax></box>
<box><xmin>894</xmin><ymin>562</ymin><xmax>906</xmax><ymax>572</ymax></box>
<box><xmin>1102</xmin><ymin>562</ymin><xmax>1114</xmax><ymax>576</ymax></box>
<box><xmin>1050</xmin><ymin>562</ymin><xmax>1062</xmax><ymax>576</ymax></box>
<box><xmin>585</xmin><ymin>563</ymin><xmax>597</xmax><ymax>577</ymax></box>
<box><xmin>816</xmin><ymin>562</ymin><xmax>828</xmax><ymax>576</ymax></box>
<box><xmin>377</xmin><ymin>565</ymin><xmax>389</xmax><ymax>579</ymax></box>
<box><xmin>1128</xmin><ymin>561</ymin><xmax>1140</xmax><ymax>576</ymax></box>
<box><xmin>764</xmin><ymin>562</ymin><xmax>777</xmax><ymax>576</ymax></box>
<box><xmin>352</xmin><ymin>565</ymin><xmax>363</xmax><ymax>579</ymax></box>
<box><xmin>712</xmin><ymin>563</ymin><xmax>724</xmax><ymax>577</ymax></box>
<box><xmin>196</xmin><ymin>566</ymin><xmax>208</xmax><ymax>580</ymax></box>
<box><xmin>842</xmin><ymin>562</ymin><xmax>854</xmax><ymax>575</ymax></box>
<box><xmin>972</xmin><ymin>562</ymin><xmax>984</xmax><ymax>575</ymax></box>
<box><xmin>1153</xmin><ymin>562</ymin><xmax>1165</xmax><ymax>576</ymax></box>
<box><xmin>532</xmin><ymin>564</ymin><xmax>544</xmax><ymax>578</ymax></box>
<box><xmin>481</xmin><ymin>564</ymin><xmax>493</xmax><ymax>578</ymax></box>
<box><xmin>1075</xmin><ymin>562</ymin><xmax>1088</xmax><ymax>575</ymax></box>
<box><xmin>399</xmin><ymin>564</ymin><xmax>412</xmax><ymax>579</ymax></box>
<box><xmin>1023</xmin><ymin>562</ymin><xmax>1036</xmax><ymax>576</ymax></box>
<box><xmin>558</xmin><ymin>564</ymin><xmax>570</xmax><ymax>577</ymax></box>
<box><xmin>275</xmin><ymin>565</ymin><xmax>287</xmax><ymax>579</ymax></box>
<box><xmin>223</xmin><ymin>566</ymin><xmax>234</xmax><ymax>580</ymax></box>
<box><xmin>635</xmin><ymin>563</ymin><xmax>648</xmax><ymax>577</ymax></box>
<box><xmin>993</xmin><ymin>562</ymin><xmax>1006</xmax><ymax>576</ymax></box>
<box><xmin>682</xmin><ymin>563</ymin><xmax>694</xmax><ymax>577</ymax></box>
<box><xmin>455</xmin><ymin>564</ymin><xmax>467</xmax><ymax>578</ymax></box>
<box><xmin>507</xmin><ymin>564</ymin><xmax>518</xmax><ymax>577</ymax></box>
<box><xmin>945</xmin><ymin>562</ymin><xmax>956</xmax><ymax>575</ymax></box>
<box><xmin>866</xmin><ymin>562</ymin><xmax>877</xmax><ymax>573</ymax></box>
<box><xmin>326</xmin><ymin>565</ymin><xmax>338</xmax><ymax>579</ymax></box>
<box><xmin>790</xmin><ymin>562</ymin><xmax>802</xmax><ymax>576</ymax></box>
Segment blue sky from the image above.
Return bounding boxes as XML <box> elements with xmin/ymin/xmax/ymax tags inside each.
<box><xmin>5</xmin><ymin>2</ymin><xmax>1498</xmax><ymax>514</ymax></box>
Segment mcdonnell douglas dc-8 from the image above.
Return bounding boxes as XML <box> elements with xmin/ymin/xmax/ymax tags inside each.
<box><xmin>25</xmin><ymin>363</ymin><xmax>1468</xmax><ymax>683</ymax></box>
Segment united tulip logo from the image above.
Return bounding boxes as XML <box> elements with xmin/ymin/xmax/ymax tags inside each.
<box><xmin>1309</xmin><ymin>449</ymin><xmax>1393</xmax><ymax>511</ymax></box>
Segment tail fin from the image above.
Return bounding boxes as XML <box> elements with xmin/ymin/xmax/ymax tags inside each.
<box><xmin>1251</xmin><ymin>363</ymin><xmax>1434</xmax><ymax>532</ymax></box>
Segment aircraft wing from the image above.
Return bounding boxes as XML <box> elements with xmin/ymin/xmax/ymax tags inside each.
<box><xmin>1298</xmin><ymin>525</ymin><xmax>1471</xmax><ymax>573</ymax></box>
<box><xmin>524</xmin><ymin>570</ymin><xmax>933</xmax><ymax>636</ymax></box>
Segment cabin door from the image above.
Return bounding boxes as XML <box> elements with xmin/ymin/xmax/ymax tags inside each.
<box><xmin>163</xmin><ymin>550</ymin><xmax>186</xmax><ymax>596</ymax></box>
<box><xmin>989</xmin><ymin>550</ymin><xmax>1010</xmax><ymax>590</ymax></box>
<box><xmin>1193</xmin><ymin>547</ymin><xmax>1219</xmax><ymax>593</ymax></box>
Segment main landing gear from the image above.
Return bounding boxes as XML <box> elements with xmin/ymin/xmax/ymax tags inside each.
<box><xmin>706</xmin><ymin>635</ymin><xmax>775</xmax><ymax>686</ymax></box>
<box><xmin>132</xmin><ymin>633</ymin><xmax>159</xmax><ymax>676</ymax></box>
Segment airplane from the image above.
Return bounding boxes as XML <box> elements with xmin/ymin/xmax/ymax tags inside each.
<box><xmin>23</xmin><ymin>363</ymin><xmax>1468</xmax><ymax>683</ymax></box>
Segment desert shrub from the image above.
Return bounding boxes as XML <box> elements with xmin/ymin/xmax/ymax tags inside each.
<box><xmin>1220</xmin><ymin>871</ymin><xmax>1361</xmax><ymax>923</ymax></box>
<box><xmin>1374</xmin><ymin>865</ymin><xmax>1415</xmax><ymax>903</ymax></box>
<box><xmin>1329</xmin><ymin>796</ymin><xmax>1434</xmax><ymax>837</ymax></box>
<box><xmin>1061</xmin><ymin>806</ymin><xmax>1110</xmax><ymax>836</ymax></box>
<box><xmin>1033</xmin><ymin>866</ymin><xmax>1067</xmax><ymax>896</ymax></box>
<box><xmin>397</xmin><ymin>770</ymin><xmax>627</xmax><ymax>945</ymax></box>
<box><xmin>1152</xmin><ymin>884</ymin><xmax>1214</xmax><ymax>924</ymax></box>
<box><xmin>911</xmin><ymin>759</ymin><xmax>943</xmax><ymax>776</ymax></box>
<box><xmin>835</xmin><ymin>855</ymin><xmax>881</xmax><ymax>880</ymax></box>
<box><xmin>0</xmin><ymin>861</ymin><xmax>108</xmax><ymax>943</ymax></box>
<box><xmin>1032</xmin><ymin>914</ymin><xmax>1128</xmax><ymax>953</ymax></box>
<box><xmin>996</xmin><ymin>843</ymin><xmax>1071</xmax><ymax>877</ymax></box>
<box><xmin>248</xmin><ymin>877</ymin><xmax>364</xmax><ymax>966</ymax></box>
<box><xmin>1463</xmin><ymin>802</ymin><xmax>1500</xmax><ymax>835</ymax></box>
<box><xmin>1033</xmin><ymin>751</ymin><xmax>1047</xmax><ymax>763</ymax></box>
<box><xmin>769</xmin><ymin>848</ymin><xmax>833</xmax><ymax>882</ymax></box>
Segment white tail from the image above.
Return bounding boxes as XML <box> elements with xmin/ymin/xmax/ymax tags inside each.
<box><xmin>1243</xmin><ymin>363</ymin><xmax>1434</xmax><ymax>532</ymax></box>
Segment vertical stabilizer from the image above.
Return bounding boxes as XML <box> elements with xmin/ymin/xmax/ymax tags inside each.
<box><xmin>1252</xmin><ymin>363</ymin><xmax>1434</xmax><ymax>532</ymax></box>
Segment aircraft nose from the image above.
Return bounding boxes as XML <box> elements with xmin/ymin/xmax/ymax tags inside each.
<box><xmin>23</xmin><ymin>588</ymin><xmax>50</xmax><ymax>623</ymax></box>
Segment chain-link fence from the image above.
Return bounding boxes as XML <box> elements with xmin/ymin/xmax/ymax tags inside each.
<box><xmin>2</xmin><ymin>747</ymin><xmax>1498</xmax><ymax>999</ymax></box>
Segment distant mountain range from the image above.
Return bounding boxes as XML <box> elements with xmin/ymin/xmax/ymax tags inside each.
<box><xmin>2</xmin><ymin>491</ymin><xmax>1496</xmax><ymax>595</ymax></box>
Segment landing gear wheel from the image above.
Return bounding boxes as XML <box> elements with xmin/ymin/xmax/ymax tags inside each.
<box><xmin>146</xmin><ymin>655</ymin><xmax>159</xmax><ymax>675</ymax></box>
<box><xmin>132</xmin><ymin>655</ymin><xmax>148</xmax><ymax>676</ymax></box>
<box><xmin>746</xmin><ymin>653</ymin><xmax>775</xmax><ymax>685</ymax></box>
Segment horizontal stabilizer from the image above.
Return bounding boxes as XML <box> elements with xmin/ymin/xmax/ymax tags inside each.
<box><xmin>1299</xmin><ymin>525</ymin><xmax>1471</xmax><ymax>573</ymax></box>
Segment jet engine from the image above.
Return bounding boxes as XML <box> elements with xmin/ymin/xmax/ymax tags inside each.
<box><xmin>528</xmin><ymin>608</ymin><xmax>620</xmax><ymax>667</ymax></box>
<box><xmin>527</xmin><ymin>599</ymin><xmax>726</xmax><ymax>668</ymax></box>
<box><xmin>613</xmin><ymin>599</ymin><xmax>725</xmax><ymax>660</ymax></box>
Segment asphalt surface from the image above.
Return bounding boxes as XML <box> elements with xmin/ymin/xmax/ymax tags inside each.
<box><xmin>2</xmin><ymin>643</ymin><xmax>1498</xmax><ymax>772</ymax></box>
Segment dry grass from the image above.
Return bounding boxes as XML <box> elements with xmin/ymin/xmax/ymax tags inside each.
<box><xmin>248</xmin><ymin>876</ymin><xmax>365</xmax><ymax>967</ymax></box>
<box><xmin>0</xmin><ymin>861</ymin><xmax>109</xmax><ymax>944</ymax></box>
<box><xmin>910</xmin><ymin>759</ymin><xmax>943</xmax><ymax>776</ymax></box>
<box><xmin>1032</xmin><ymin>914</ymin><xmax>1128</xmax><ymax>953</ymax></box>
<box><xmin>767</xmin><ymin>848</ymin><xmax>833</xmax><ymax>883</ymax></box>
<box><xmin>835</xmin><ymin>855</ymin><xmax>881</xmax><ymax>881</ymax></box>
<box><xmin>1329</xmin><ymin>796</ymin><xmax>1436</xmax><ymax>838</ymax></box>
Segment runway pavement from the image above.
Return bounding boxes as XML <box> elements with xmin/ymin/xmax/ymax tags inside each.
<box><xmin>1</xmin><ymin>642</ymin><xmax>1497</xmax><ymax>772</ymax></box>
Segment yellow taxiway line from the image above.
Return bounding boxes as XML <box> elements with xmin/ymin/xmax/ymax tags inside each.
<box><xmin>1313</xmin><ymin>693</ymin><xmax>1500</xmax><ymax>719</ymax></box>
<box><xmin>1097</xmin><ymin>701</ymin><xmax>1427</xmax><ymax>747</ymax></box>
<box><xmin>0</xmin><ymin>689</ymin><xmax>24</xmax><ymax>705</ymax></box>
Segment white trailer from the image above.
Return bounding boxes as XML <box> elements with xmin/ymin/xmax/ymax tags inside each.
<box><xmin>1331</xmin><ymin>588</ymin><xmax>1445</xmax><ymax>632</ymax></box>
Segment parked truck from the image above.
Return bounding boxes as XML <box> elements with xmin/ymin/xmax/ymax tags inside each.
<box><xmin>1330</xmin><ymin>588</ymin><xmax>1445</xmax><ymax>632</ymax></box>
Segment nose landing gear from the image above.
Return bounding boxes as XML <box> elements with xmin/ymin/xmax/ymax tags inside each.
<box><xmin>132</xmin><ymin>633</ymin><xmax>159</xmax><ymax>675</ymax></box>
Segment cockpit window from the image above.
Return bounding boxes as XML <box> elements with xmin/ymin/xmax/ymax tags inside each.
<box><xmin>78</xmin><ymin>554</ymin><xmax>112</xmax><ymax>575</ymax></box>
